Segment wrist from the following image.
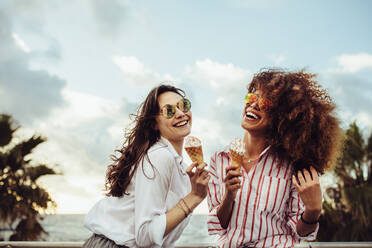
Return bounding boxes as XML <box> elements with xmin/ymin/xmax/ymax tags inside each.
<box><xmin>185</xmin><ymin>193</ymin><xmax>203</xmax><ymax>210</ymax></box>
<box><xmin>302</xmin><ymin>209</ymin><xmax>321</xmax><ymax>224</ymax></box>
<box><xmin>224</xmin><ymin>191</ymin><xmax>236</xmax><ymax>202</ymax></box>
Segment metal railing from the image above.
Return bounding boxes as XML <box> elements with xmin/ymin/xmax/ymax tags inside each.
<box><xmin>1</xmin><ymin>242</ymin><xmax>372</xmax><ymax>248</ymax></box>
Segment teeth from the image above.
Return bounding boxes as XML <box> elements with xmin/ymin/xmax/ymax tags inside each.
<box><xmin>175</xmin><ymin>120</ymin><xmax>188</xmax><ymax>127</ymax></box>
<box><xmin>246</xmin><ymin>111</ymin><xmax>258</xmax><ymax>119</ymax></box>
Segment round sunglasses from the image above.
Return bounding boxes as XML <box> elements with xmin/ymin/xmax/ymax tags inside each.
<box><xmin>160</xmin><ymin>98</ymin><xmax>192</xmax><ymax>119</ymax></box>
<box><xmin>244</xmin><ymin>93</ymin><xmax>273</xmax><ymax>111</ymax></box>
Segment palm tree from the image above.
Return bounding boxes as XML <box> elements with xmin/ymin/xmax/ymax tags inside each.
<box><xmin>0</xmin><ymin>114</ymin><xmax>58</xmax><ymax>241</ymax></box>
<box><xmin>318</xmin><ymin>122</ymin><xmax>372</xmax><ymax>241</ymax></box>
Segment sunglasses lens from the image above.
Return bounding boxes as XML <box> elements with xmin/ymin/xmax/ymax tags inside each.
<box><xmin>245</xmin><ymin>93</ymin><xmax>272</xmax><ymax>110</ymax></box>
<box><xmin>259</xmin><ymin>99</ymin><xmax>273</xmax><ymax>110</ymax></box>
<box><xmin>245</xmin><ymin>93</ymin><xmax>257</xmax><ymax>104</ymax></box>
<box><xmin>161</xmin><ymin>99</ymin><xmax>191</xmax><ymax>119</ymax></box>
<box><xmin>181</xmin><ymin>99</ymin><xmax>191</xmax><ymax>112</ymax></box>
<box><xmin>162</xmin><ymin>105</ymin><xmax>176</xmax><ymax>119</ymax></box>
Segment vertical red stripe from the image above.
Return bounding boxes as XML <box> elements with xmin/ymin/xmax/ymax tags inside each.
<box><xmin>228</xmin><ymin>175</ymin><xmax>246</xmax><ymax>248</ymax></box>
<box><xmin>249</xmin><ymin>164</ymin><xmax>266</xmax><ymax>242</ymax></box>
<box><xmin>256</xmin><ymin>156</ymin><xmax>275</xmax><ymax>240</ymax></box>
<box><xmin>214</xmin><ymin>183</ymin><xmax>220</xmax><ymax>204</ymax></box>
<box><xmin>270</xmin><ymin>179</ymin><xmax>281</xmax><ymax>246</ymax></box>
<box><xmin>207</xmin><ymin>185</ymin><xmax>213</xmax><ymax>207</ymax></box>
<box><xmin>235</xmin><ymin>158</ymin><xmax>260</xmax><ymax>247</ymax></box>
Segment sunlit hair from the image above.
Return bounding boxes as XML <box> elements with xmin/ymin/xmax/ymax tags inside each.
<box><xmin>248</xmin><ymin>69</ymin><xmax>343</xmax><ymax>173</ymax></box>
<box><xmin>105</xmin><ymin>84</ymin><xmax>186</xmax><ymax>197</ymax></box>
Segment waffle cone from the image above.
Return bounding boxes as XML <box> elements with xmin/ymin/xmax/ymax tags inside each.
<box><xmin>230</xmin><ymin>149</ymin><xmax>243</xmax><ymax>171</ymax></box>
<box><xmin>185</xmin><ymin>146</ymin><xmax>204</xmax><ymax>164</ymax></box>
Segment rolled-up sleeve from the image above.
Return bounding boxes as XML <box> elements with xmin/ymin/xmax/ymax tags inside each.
<box><xmin>134</xmin><ymin>149</ymin><xmax>174</xmax><ymax>247</ymax></box>
<box><xmin>207</xmin><ymin>152</ymin><xmax>226</xmax><ymax>236</ymax></box>
<box><xmin>286</xmin><ymin>182</ymin><xmax>319</xmax><ymax>241</ymax></box>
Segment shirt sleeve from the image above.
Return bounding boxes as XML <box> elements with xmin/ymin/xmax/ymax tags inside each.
<box><xmin>286</xmin><ymin>181</ymin><xmax>319</xmax><ymax>241</ymax></box>
<box><xmin>134</xmin><ymin>148</ymin><xmax>175</xmax><ymax>247</ymax></box>
<box><xmin>207</xmin><ymin>152</ymin><xmax>227</xmax><ymax>236</ymax></box>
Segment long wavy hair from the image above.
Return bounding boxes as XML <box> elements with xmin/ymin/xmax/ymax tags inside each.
<box><xmin>105</xmin><ymin>84</ymin><xmax>186</xmax><ymax>197</ymax></box>
<box><xmin>248</xmin><ymin>69</ymin><xmax>343</xmax><ymax>173</ymax></box>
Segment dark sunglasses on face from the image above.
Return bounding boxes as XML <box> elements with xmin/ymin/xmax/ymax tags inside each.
<box><xmin>244</xmin><ymin>93</ymin><xmax>273</xmax><ymax>111</ymax></box>
<box><xmin>160</xmin><ymin>98</ymin><xmax>192</xmax><ymax>119</ymax></box>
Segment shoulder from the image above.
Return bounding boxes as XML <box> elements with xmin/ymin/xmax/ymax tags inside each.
<box><xmin>147</xmin><ymin>141</ymin><xmax>174</xmax><ymax>163</ymax></box>
<box><xmin>142</xmin><ymin>141</ymin><xmax>175</xmax><ymax>175</ymax></box>
<box><xmin>210</xmin><ymin>146</ymin><xmax>229</xmax><ymax>163</ymax></box>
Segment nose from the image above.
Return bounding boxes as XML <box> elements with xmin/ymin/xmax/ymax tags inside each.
<box><xmin>250</xmin><ymin>100</ymin><xmax>260</xmax><ymax>110</ymax></box>
<box><xmin>174</xmin><ymin>107</ymin><xmax>185</xmax><ymax>118</ymax></box>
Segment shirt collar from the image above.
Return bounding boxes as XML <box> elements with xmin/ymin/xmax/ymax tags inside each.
<box><xmin>221</xmin><ymin>144</ymin><xmax>271</xmax><ymax>159</ymax></box>
<box><xmin>158</xmin><ymin>136</ymin><xmax>187</xmax><ymax>174</ymax></box>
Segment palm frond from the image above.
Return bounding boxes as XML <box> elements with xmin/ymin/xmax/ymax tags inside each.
<box><xmin>0</xmin><ymin>114</ymin><xmax>18</xmax><ymax>147</ymax></box>
<box><xmin>25</xmin><ymin>164</ymin><xmax>58</xmax><ymax>182</ymax></box>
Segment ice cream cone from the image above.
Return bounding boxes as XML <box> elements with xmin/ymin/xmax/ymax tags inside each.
<box><xmin>229</xmin><ymin>138</ymin><xmax>245</xmax><ymax>172</ymax></box>
<box><xmin>185</xmin><ymin>136</ymin><xmax>204</xmax><ymax>164</ymax></box>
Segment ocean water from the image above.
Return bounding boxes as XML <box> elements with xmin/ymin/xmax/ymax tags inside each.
<box><xmin>40</xmin><ymin>214</ymin><xmax>216</xmax><ymax>245</ymax></box>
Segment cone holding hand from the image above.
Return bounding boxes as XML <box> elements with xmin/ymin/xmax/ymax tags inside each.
<box><xmin>229</xmin><ymin>138</ymin><xmax>245</xmax><ymax>172</ymax></box>
<box><xmin>185</xmin><ymin>136</ymin><xmax>204</xmax><ymax>164</ymax></box>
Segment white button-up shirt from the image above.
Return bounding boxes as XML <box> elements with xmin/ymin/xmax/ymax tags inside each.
<box><xmin>207</xmin><ymin>146</ymin><xmax>318</xmax><ymax>248</ymax></box>
<box><xmin>84</xmin><ymin>137</ymin><xmax>192</xmax><ymax>247</ymax></box>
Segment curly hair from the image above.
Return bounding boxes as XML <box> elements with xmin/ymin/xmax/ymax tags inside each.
<box><xmin>105</xmin><ymin>84</ymin><xmax>186</xmax><ymax>197</ymax></box>
<box><xmin>248</xmin><ymin>69</ymin><xmax>343</xmax><ymax>173</ymax></box>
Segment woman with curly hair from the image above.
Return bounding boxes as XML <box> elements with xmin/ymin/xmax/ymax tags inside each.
<box><xmin>207</xmin><ymin>69</ymin><xmax>342</xmax><ymax>247</ymax></box>
<box><xmin>84</xmin><ymin>84</ymin><xmax>210</xmax><ymax>248</ymax></box>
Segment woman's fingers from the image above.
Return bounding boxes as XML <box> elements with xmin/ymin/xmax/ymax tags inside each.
<box><xmin>303</xmin><ymin>168</ymin><xmax>312</xmax><ymax>181</ymax></box>
<box><xmin>186</xmin><ymin>162</ymin><xmax>198</xmax><ymax>177</ymax></box>
<box><xmin>224</xmin><ymin>168</ymin><xmax>242</xmax><ymax>181</ymax></box>
<box><xmin>199</xmin><ymin>169</ymin><xmax>210</xmax><ymax>179</ymax></box>
<box><xmin>297</xmin><ymin>170</ymin><xmax>306</xmax><ymax>185</ymax></box>
<box><xmin>195</xmin><ymin>162</ymin><xmax>207</xmax><ymax>174</ymax></box>
<box><xmin>292</xmin><ymin>175</ymin><xmax>300</xmax><ymax>191</ymax></box>
<box><xmin>310</xmin><ymin>166</ymin><xmax>319</xmax><ymax>181</ymax></box>
<box><xmin>201</xmin><ymin>174</ymin><xmax>211</xmax><ymax>184</ymax></box>
<box><xmin>225</xmin><ymin>165</ymin><xmax>239</xmax><ymax>174</ymax></box>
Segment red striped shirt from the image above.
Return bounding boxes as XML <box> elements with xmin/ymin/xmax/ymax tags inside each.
<box><xmin>206</xmin><ymin>146</ymin><xmax>318</xmax><ymax>248</ymax></box>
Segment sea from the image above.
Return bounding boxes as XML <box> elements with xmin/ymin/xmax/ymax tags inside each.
<box><xmin>38</xmin><ymin>214</ymin><xmax>215</xmax><ymax>246</ymax></box>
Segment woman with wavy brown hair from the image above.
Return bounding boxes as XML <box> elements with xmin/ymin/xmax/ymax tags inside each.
<box><xmin>207</xmin><ymin>69</ymin><xmax>342</xmax><ymax>247</ymax></box>
<box><xmin>83</xmin><ymin>84</ymin><xmax>210</xmax><ymax>248</ymax></box>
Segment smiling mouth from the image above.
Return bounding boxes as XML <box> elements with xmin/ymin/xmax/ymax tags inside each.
<box><xmin>245</xmin><ymin>111</ymin><xmax>260</xmax><ymax>120</ymax></box>
<box><xmin>173</xmin><ymin>120</ymin><xmax>189</xmax><ymax>127</ymax></box>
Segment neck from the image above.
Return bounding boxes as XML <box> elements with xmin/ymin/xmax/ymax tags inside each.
<box><xmin>168</xmin><ymin>138</ymin><xmax>184</xmax><ymax>156</ymax></box>
<box><xmin>243</xmin><ymin>131</ymin><xmax>268</xmax><ymax>159</ymax></box>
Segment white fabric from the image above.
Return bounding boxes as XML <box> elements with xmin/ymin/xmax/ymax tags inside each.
<box><xmin>84</xmin><ymin>137</ymin><xmax>192</xmax><ymax>247</ymax></box>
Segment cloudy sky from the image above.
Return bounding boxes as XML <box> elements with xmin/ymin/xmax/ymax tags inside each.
<box><xmin>1</xmin><ymin>0</ymin><xmax>371</xmax><ymax>214</ymax></box>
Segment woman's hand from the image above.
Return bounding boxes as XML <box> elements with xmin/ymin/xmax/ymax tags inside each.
<box><xmin>216</xmin><ymin>165</ymin><xmax>242</xmax><ymax>229</ymax></box>
<box><xmin>224</xmin><ymin>165</ymin><xmax>242</xmax><ymax>201</ymax></box>
<box><xmin>293</xmin><ymin>166</ymin><xmax>322</xmax><ymax>236</ymax></box>
<box><xmin>186</xmin><ymin>162</ymin><xmax>210</xmax><ymax>200</ymax></box>
<box><xmin>292</xmin><ymin>166</ymin><xmax>322</xmax><ymax>215</ymax></box>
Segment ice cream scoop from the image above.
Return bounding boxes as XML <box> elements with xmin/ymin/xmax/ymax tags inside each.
<box><xmin>185</xmin><ymin>136</ymin><xmax>204</xmax><ymax>164</ymax></box>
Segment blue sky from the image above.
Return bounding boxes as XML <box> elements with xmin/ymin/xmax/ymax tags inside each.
<box><xmin>1</xmin><ymin>0</ymin><xmax>372</xmax><ymax>214</ymax></box>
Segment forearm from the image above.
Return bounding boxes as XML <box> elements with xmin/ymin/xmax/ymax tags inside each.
<box><xmin>164</xmin><ymin>193</ymin><xmax>203</xmax><ymax>236</ymax></box>
<box><xmin>217</xmin><ymin>193</ymin><xmax>235</xmax><ymax>229</ymax></box>
<box><xmin>296</xmin><ymin>208</ymin><xmax>321</xmax><ymax>236</ymax></box>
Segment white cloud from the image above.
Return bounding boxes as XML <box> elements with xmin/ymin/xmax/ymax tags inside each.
<box><xmin>22</xmin><ymin>88</ymin><xmax>138</xmax><ymax>214</ymax></box>
<box><xmin>337</xmin><ymin>53</ymin><xmax>372</xmax><ymax>73</ymax></box>
<box><xmin>46</xmin><ymin>89</ymin><xmax>119</xmax><ymax>128</ymax></box>
<box><xmin>12</xmin><ymin>33</ymin><xmax>31</xmax><ymax>53</ymax></box>
<box><xmin>113</xmin><ymin>56</ymin><xmax>177</xmax><ymax>86</ymax></box>
<box><xmin>185</xmin><ymin>58</ymin><xmax>251</xmax><ymax>91</ymax></box>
